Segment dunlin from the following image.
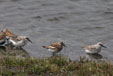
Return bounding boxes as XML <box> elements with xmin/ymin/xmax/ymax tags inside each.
<box><xmin>42</xmin><ymin>41</ymin><xmax>66</xmax><ymax>56</ymax></box>
<box><xmin>82</xmin><ymin>42</ymin><xmax>107</xmax><ymax>54</ymax></box>
<box><xmin>9</xmin><ymin>36</ymin><xmax>32</xmax><ymax>48</ymax></box>
<box><xmin>2</xmin><ymin>28</ymin><xmax>17</xmax><ymax>37</ymax></box>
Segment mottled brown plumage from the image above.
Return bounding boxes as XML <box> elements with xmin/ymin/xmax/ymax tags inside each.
<box><xmin>2</xmin><ymin>28</ymin><xmax>17</xmax><ymax>37</ymax></box>
<box><xmin>42</xmin><ymin>41</ymin><xmax>66</xmax><ymax>56</ymax></box>
<box><xmin>0</xmin><ymin>32</ymin><xmax>6</xmax><ymax>40</ymax></box>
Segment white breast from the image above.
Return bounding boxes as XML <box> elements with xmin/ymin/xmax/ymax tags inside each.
<box><xmin>9</xmin><ymin>39</ymin><xmax>28</xmax><ymax>47</ymax></box>
<box><xmin>48</xmin><ymin>49</ymin><xmax>55</xmax><ymax>52</ymax></box>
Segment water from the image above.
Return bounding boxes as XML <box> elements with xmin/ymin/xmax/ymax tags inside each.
<box><xmin>0</xmin><ymin>0</ymin><xmax>113</xmax><ymax>60</ymax></box>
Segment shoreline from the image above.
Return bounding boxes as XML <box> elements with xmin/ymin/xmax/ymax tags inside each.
<box><xmin>0</xmin><ymin>55</ymin><xmax>113</xmax><ymax>76</ymax></box>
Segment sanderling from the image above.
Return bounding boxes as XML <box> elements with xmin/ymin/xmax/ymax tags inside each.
<box><xmin>82</xmin><ymin>42</ymin><xmax>107</xmax><ymax>54</ymax></box>
<box><xmin>42</xmin><ymin>41</ymin><xmax>66</xmax><ymax>56</ymax></box>
<box><xmin>9</xmin><ymin>36</ymin><xmax>32</xmax><ymax>48</ymax></box>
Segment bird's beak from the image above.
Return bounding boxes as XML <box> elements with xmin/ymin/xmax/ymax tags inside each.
<box><xmin>26</xmin><ymin>38</ymin><xmax>32</xmax><ymax>43</ymax></box>
<box><xmin>63</xmin><ymin>43</ymin><xmax>66</xmax><ymax>47</ymax></box>
<box><xmin>100</xmin><ymin>44</ymin><xmax>107</xmax><ymax>48</ymax></box>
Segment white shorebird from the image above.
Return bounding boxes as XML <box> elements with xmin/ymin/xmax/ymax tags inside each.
<box><xmin>9</xmin><ymin>36</ymin><xmax>32</xmax><ymax>48</ymax></box>
<box><xmin>42</xmin><ymin>41</ymin><xmax>66</xmax><ymax>56</ymax></box>
<box><xmin>82</xmin><ymin>42</ymin><xmax>107</xmax><ymax>54</ymax></box>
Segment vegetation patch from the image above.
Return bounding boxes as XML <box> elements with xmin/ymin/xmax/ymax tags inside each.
<box><xmin>0</xmin><ymin>56</ymin><xmax>112</xmax><ymax>76</ymax></box>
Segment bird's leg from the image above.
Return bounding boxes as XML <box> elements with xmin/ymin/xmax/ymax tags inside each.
<box><xmin>18</xmin><ymin>46</ymin><xmax>22</xmax><ymax>49</ymax></box>
<box><xmin>6</xmin><ymin>39</ymin><xmax>9</xmax><ymax>45</ymax></box>
<box><xmin>52</xmin><ymin>52</ymin><xmax>56</xmax><ymax>56</ymax></box>
<box><xmin>12</xmin><ymin>46</ymin><xmax>17</xmax><ymax>50</ymax></box>
<box><xmin>4</xmin><ymin>39</ymin><xmax>10</xmax><ymax>51</ymax></box>
<box><xmin>10</xmin><ymin>45</ymin><xmax>13</xmax><ymax>50</ymax></box>
<box><xmin>5</xmin><ymin>46</ymin><xmax>9</xmax><ymax>52</ymax></box>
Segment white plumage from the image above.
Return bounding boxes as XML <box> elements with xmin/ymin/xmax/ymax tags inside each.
<box><xmin>82</xmin><ymin>42</ymin><xmax>107</xmax><ymax>54</ymax></box>
<box><xmin>9</xmin><ymin>36</ymin><xmax>32</xmax><ymax>48</ymax></box>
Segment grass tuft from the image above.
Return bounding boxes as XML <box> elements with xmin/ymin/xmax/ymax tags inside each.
<box><xmin>0</xmin><ymin>56</ymin><xmax>113</xmax><ymax>76</ymax></box>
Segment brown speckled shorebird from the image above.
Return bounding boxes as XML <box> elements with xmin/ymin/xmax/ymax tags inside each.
<box><xmin>42</xmin><ymin>41</ymin><xmax>66</xmax><ymax>56</ymax></box>
<box><xmin>2</xmin><ymin>28</ymin><xmax>17</xmax><ymax>37</ymax></box>
<box><xmin>82</xmin><ymin>42</ymin><xmax>107</xmax><ymax>54</ymax></box>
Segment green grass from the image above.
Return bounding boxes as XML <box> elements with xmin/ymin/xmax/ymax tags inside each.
<box><xmin>0</xmin><ymin>56</ymin><xmax>112</xmax><ymax>76</ymax></box>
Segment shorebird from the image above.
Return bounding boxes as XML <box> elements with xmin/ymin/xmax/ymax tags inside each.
<box><xmin>0</xmin><ymin>31</ymin><xmax>10</xmax><ymax>47</ymax></box>
<box><xmin>1</xmin><ymin>28</ymin><xmax>32</xmax><ymax>48</ymax></box>
<box><xmin>42</xmin><ymin>41</ymin><xmax>66</xmax><ymax>56</ymax></box>
<box><xmin>1</xmin><ymin>28</ymin><xmax>17</xmax><ymax>37</ymax></box>
<box><xmin>9</xmin><ymin>36</ymin><xmax>32</xmax><ymax>48</ymax></box>
<box><xmin>82</xmin><ymin>42</ymin><xmax>107</xmax><ymax>54</ymax></box>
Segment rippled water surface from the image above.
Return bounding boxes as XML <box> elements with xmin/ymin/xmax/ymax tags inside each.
<box><xmin>0</xmin><ymin>0</ymin><xmax>113</xmax><ymax>60</ymax></box>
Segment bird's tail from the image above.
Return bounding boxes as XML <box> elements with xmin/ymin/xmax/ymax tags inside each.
<box><xmin>81</xmin><ymin>46</ymin><xmax>85</xmax><ymax>48</ymax></box>
<box><xmin>42</xmin><ymin>46</ymin><xmax>48</xmax><ymax>49</ymax></box>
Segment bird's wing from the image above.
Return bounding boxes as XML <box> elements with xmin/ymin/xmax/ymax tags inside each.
<box><xmin>48</xmin><ymin>46</ymin><xmax>56</xmax><ymax>49</ymax></box>
<box><xmin>43</xmin><ymin>45</ymin><xmax>56</xmax><ymax>50</ymax></box>
<box><xmin>84</xmin><ymin>45</ymin><xmax>97</xmax><ymax>51</ymax></box>
<box><xmin>50</xmin><ymin>43</ymin><xmax>60</xmax><ymax>48</ymax></box>
<box><xmin>5</xmin><ymin>28</ymin><xmax>17</xmax><ymax>37</ymax></box>
<box><xmin>0</xmin><ymin>36</ymin><xmax>5</xmax><ymax>40</ymax></box>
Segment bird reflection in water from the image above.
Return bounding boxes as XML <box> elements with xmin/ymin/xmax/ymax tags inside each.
<box><xmin>85</xmin><ymin>53</ymin><xmax>103</xmax><ymax>60</ymax></box>
<box><xmin>0</xmin><ymin>46</ymin><xmax>30</xmax><ymax>57</ymax></box>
